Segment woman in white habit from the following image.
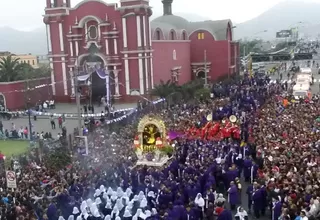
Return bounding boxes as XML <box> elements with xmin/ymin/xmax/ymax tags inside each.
<box><xmin>235</xmin><ymin>206</ymin><xmax>248</xmax><ymax>220</ymax></box>
<box><xmin>123</xmin><ymin>209</ymin><xmax>132</xmax><ymax>220</ymax></box>
<box><xmin>194</xmin><ymin>193</ymin><xmax>205</xmax><ymax>210</ymax></box>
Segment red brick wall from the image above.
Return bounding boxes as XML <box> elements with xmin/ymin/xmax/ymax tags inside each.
<box><xmin>152</xmin><ymin>41</ymin><xmax>191</xmax><ymax>85</ymax></box>
<box><xmin>189</xmin><ymin>30</ymin><xmax>230</xmax><ymax>80</ymax></box>
<box><xmin>0</xmin><ymin>77</ymin><xmax>52</xmax><ymax>110</ymax></box>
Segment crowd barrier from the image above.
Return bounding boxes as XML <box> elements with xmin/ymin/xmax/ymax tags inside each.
<box><xmin>0</xmin><ymin>107</ymin><xmax>135</xmax><ymax>119</ymax></box>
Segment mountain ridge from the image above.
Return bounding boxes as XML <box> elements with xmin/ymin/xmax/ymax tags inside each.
<box><xmin>234</xmin><ymin>0</ymin><xmax>320</xmax><ymax>39</ymax></box>
<box><xmin>1</xmin><ymin>1</ymin><xmax>320</xmax><ymax>54</ymax></box>
<box><xmin>0</xmin><ymin>12</ymin><xmax>209</xmax><ymax>55</ymax></box>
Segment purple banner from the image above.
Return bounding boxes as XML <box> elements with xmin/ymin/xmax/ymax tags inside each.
<box><xmin>168</xmin><ymin>131</ymin><xmax>183</xmax><ymax>140</ymax></box>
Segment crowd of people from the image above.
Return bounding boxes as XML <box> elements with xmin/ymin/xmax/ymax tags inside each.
<box><xmin>0</xmin><ymin>67</ymin><xmax>318</xmax><ymax>220</ymax></box>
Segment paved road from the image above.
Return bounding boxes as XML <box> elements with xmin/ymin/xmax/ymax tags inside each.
<box><xmin>268</xmin><ymin>60</ymin><xmax>320</xmax><ymax>94</ymax></box>
<box><xmin>1</xmin><ymin>102</ymin><xmax>136</xmax><ymax>138</ymax></box>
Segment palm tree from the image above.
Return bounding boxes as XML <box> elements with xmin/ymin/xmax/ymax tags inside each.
<box><xmin>0</xmin><ymin>55</ymin><xmax>23</xmax><ymax>82</ymax></box>
<box><xmin>179</xmin><ymin>79</ymin><xmax>204</xmax><ymax>100</ymax></box>
<box><xmin>150</xmin><ymin>80</ymin><xmax>178</xmax><ymax>99</ymax></box>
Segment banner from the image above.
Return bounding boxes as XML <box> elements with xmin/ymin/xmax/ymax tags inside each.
<box><xmin>75</xmin><ymin>136</ymin><xmax>89</xmax><ymax>155</ymax></box>
<box><xmin>276</xmin><ymin>30</ymin><xmax>292</xmax><ymax>38</ymax></box>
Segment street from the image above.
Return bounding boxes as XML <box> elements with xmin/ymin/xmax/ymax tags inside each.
<box><xmin>267</xmin><ymin>60</ymin><xmax>320</xmax><ymax>94</ymax></box>
<box><xmin>0</xmin><ymin>102</ymin><xmax>136</xmax><ymax>138</ymax></box>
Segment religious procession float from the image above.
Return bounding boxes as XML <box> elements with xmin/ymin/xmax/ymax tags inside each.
<box><xmin>133</xmin><ymin>115</ymin><xmax>173</xmax><ymax>166</ymax></box>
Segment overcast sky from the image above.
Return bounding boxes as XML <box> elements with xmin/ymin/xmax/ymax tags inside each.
<box><xmin>0</xmin><ymin>0</ymin><xmax>318</xmax><ymax>31</ymax></box>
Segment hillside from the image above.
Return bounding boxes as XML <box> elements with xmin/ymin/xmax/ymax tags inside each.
<box><xmin>0</xmin><ymin>27</ymin><xmax>47</xmax><ymax>55</ymax></box>
<box><xmin>234</xmin><ymin>0</ymin><xmax>320</xmax><ymax>40</ymax></box>
<box><xmin>0</xmin><ymin>13</ymin><xmax>209</xmax><ymax>55</ymax></box>
<box><xmin>2</xmin><ymin>0</ymin><xmax>320</xmax><ymax>54</ymax></box>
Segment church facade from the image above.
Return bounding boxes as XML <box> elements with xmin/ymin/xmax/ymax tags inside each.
<box><xmin>44</xmin><ymin>0</ymin><xmax>239</xmax><ymax>102</ymax></box>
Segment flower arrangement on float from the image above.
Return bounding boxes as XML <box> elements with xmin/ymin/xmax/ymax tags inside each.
<box><xmin>133</xmin><ymin>136</ymin><xmax>143</xmax><ymax>160</ymax></box>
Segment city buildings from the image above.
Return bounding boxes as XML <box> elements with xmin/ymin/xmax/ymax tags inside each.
<box><xmin>0</xmin><ymin>51</ymin><xmax>39</xmax><ymax>68</ymax></box>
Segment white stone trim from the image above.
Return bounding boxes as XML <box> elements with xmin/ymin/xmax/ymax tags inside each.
<box><xmin>136</xmin><ymin>16</ymin><xmax>142</xmax><ymax>47</ymax></box>
<box><xmin>122</xmin><ymin>17</ymin><xmax>127</xmax><ymax>48</ymax></box>
<box><xmin>120</xmin><ymin>49</ymin><xmax>153</xmax><ymax>54</ymax></box>
<box><xmin>98</xmin><ymin>25</ymin><xmax>101</xmax><ymax>40</ymax></box>
<box><xmin>105</xmin><ymin>39</ymin><xmax>109</xmax><ymax>54</ymax></box>
<box><xmin>69</xmin><ymin>41</ymin><xmax>74</xmax><ymax>56</ymax></box>
<box><xmin>75</xmin><ymin>41</ymin><xmax>79</xmax><ymax>56</ymax></box>
<box><xmin>148</xmin><ymin>18</ymin><xmax>152</xmax><ymax>46</ymax></box>
<box><xmin>61</xmin><ymin>57</ymin><xmax>68</xmax><ymax>95</ymax></box>
<box><xmin>150</xmin><ymin>57</ymin><xmax>154</xmax><ymax>89</ymax></box>
<box><xmin>138</xmin><ymin>53</ymin><xmax>144</xmax><ymax>94</ymax></box>
<box><xmin>124</xmin><ymin>54</ymin><xmax>130</xmax><ymax>94</ymax></box>
<box><xmin>122</xmin><ymin>55</ymin><xmax>152</xmax><ymax>59</ymax></box>
<box><xmin>143</xmin><ymin>16</ymin><xmax>147</xmax><ymax>46</ymax></box>
<box><xmin>113</xmin><ymin>67</ymin><xmax>120</xmax><ymax>95</ymax></box>
<box><xmin>114</xmin><ymin>39</ymin><xmax>118</xmax><ymax>54</ymax></box>
<box><xmin>49</xmin><ymin>59</ymin><xmax>56</xmax><ymax>95</ymax></box>
<box><xmin>85</xmin><ymin>22</ymin><xmax>88</xmax><ymax>41</ymax></box>
<box><xmin>59</xmin><ymin>23</ymin><xmax>64</xmax><ymax>51</ymax></box>
<box><xmin>152</xmin><ymin>40</ymin><xmax>191</xmax><ymax>43</ymax></box>
<box><xmin>70</xmin><ymin>68</ymin><xmax>75</xmax><ymax>95</ymax></box>
<box><xmin>76</xmin><ymin>53</ymin><xmax>108</xmax><ymax>67</ymax></box>
<box><xmin>73</xmin><ymin>0</ymin><xmax>116</xmax><ymax>10</ymax></box>
<box><xmin>144</xmin><ymin>53</ymin><xmax>149</xmax><ymax>91</ymax></box>
<box><xmin>46</xmin><ymin>24</ymin><xmax>52</xmax><ymax>52</ymax></box>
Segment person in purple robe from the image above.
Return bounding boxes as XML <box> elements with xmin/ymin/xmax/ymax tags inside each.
<box><xmin>227</xmin><ymin>181</ymin><xmax>238</xmax><ymax>210</ymax></box>
<box><xmin>250</xmin><ymin>161</ymin><xmax>259</xmax><ymax>183</ymax></box>
<box><xmin>243</xmin><ymin>156</ymin><xmax>252</xmax><ymax>182</ymax></box>
<box><xmin>260</xmin><ymin>184</ymin><xmax>267</xmax><ymax>216</ymax></box>
<box><xmin>272</xmin><ymin>196</ymin><xmax>282</xmax><ymax>220</ymax></box>
<box><xmin>47</xmin><ymin>202</ymin><xmax>58</xmax><ymax>220</ymax></box>
<box><xmin>226</xmin><ymin>165</ymin><xmax>238</xmax><ymax>185</ymax></box>
<box><xmin>178</xmin><ymin>203</ymin><xmax>195</xmax><ymax>220</ymax></box>
<box><xmin>217</xmin><ymin>209</ymin><xmax>233</xmax><ymax>220</ymax></box>
<box><xmin>252</xmin><ymin>182</ymin><xmax>261</xmax><ymax>219</ymax></box>
<box><xmin>246</xmin><ymin>184</ymin><xmax>253</xmax><ymax>214</ymax></box>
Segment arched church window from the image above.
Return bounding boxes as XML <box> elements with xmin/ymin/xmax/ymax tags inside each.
<box><xmin>170</xmin><ymin>31</ymin><xmax>175</xmax><ymax>40</ymax></box>
<box><xmin>173</xmin><ymin>50</ymin><xmax>177</xmax><ymax>60</ymax></box>
<box><xmin>88</xmin><ymin>25</ymin><xmax>98</xmax><ymax>39</ymax></box>
<box><xmin>182</xmin><ymin>31</ymin><xmax>187</xmax><ymax>40</ymax></box>
<box><xmin>156</xmin><ymin>30</ymin><xmax>161</xmax><ymax>40</ymax></box>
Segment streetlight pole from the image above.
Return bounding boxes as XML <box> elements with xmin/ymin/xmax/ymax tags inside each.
<box><xmin>74</xmin><ymin>67</ymin><xmax>82</xmax><ymax>134</ymax></box>
<box><xmin>27</xmin><ymin>98</ymin><xmax>32</xmax><ymax>140</ymax></box>
<box><xmin>204</xmin><ymin>50</ymin><xmax>208</xmax><ymax>86</ymax></box>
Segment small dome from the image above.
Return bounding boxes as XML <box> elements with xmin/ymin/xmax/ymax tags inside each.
<box><xmin>152</xmin><ymin>15</ymin><xmax>189</xmax><ymax>29</ymax></box>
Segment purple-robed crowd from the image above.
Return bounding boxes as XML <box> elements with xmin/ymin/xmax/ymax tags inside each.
<box><xmin>8</xmin><ymin>68</ymin><xmax>317</xmax><ymax>220</ymax></box>
<box><xmin>39</xmin><ymin>73</ymin><xmax>286</xmax><ymax>220</ymax></box>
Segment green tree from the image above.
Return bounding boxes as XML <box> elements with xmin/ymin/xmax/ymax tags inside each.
<box><xmin>150</xmin><ymin>80</ymin><xmax>178</xmax><ymax>99</ymax></box>
<box><xmin>194</xmin><ymin>87</ymin><xmax>211</xmax><ymax>100</ymax></box>
<box><xmin>16</xmin><ymin>63</ymin><xmax>35</xmax><ymax>80</ymax></box>
<box><xmin>0</xmin><ymin>56</ymin><xmax>51</xmax><ymax>82</ymax></box>
<box><xmin>30</xmin><ymin>64</ymin><xmax>51</xmax><ymax>79</ymax></box>
<box><xmin>179</xmin><ymin>79</ymin><xmax>204</xmax><ymax>100</ymax></box>
<box><xmin>239</xmin><ymin>39</ymin><xmax>263</xmax><ymax>56</ymax></box>
<box><xmin>0</xmin><ymin>55</ymin><xmax>24</xmax><ymax>82</ymax></box>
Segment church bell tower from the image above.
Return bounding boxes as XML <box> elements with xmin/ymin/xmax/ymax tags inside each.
<box><xmin>119</xmin><ymin>0</ymin><xmax>154</xmax><ymax>96</ymax></box>
<box><xmin>44</xmin><ymin>0</ymin><xmax>70</xmax><ymax>101</ymax></box>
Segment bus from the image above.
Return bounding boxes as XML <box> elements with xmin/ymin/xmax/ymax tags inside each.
<box><xmin>293</xmin><ymin>83</ymin><xmax>311</xmax><ymax>100</ymax></box>
<box><xmin>296</xmin><ymin>73</ymin><xmax>313</xmax><ymax>85</ymax></box>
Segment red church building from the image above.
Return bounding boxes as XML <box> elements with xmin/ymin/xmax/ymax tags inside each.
<box><xmin>44</xmin><ymin>0</ymin><xmax>239</xmax><ymax>102</ymax></box>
